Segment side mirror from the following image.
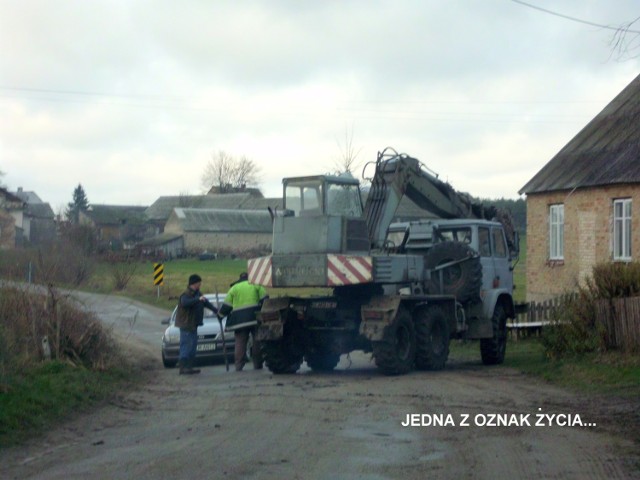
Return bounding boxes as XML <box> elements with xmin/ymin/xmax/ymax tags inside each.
<box><xmin>509</xmin><ymin>231</ymin><xmax>520</xmax><ymax>271</ymax></box>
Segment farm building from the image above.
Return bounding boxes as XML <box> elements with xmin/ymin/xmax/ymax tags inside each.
<box><xmin>145</xmin><ymin>192</ymin><xmax>282</xmax><ymax>234</ymax></box>
<box><xmin>79</xmin><ymin>204</ymin><xmax>154</xmax><ymax>250</ymax></box>
<box><xmin>163</xmin><ymin>208</ymin><xmax>274</xmax><ymax>256</ymax></box>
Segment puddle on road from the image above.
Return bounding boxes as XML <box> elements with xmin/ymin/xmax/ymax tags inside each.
<box><xmin>340</xmin><ymin>421</ymin><xmax>451</xmax><ymax>475</ymax></box>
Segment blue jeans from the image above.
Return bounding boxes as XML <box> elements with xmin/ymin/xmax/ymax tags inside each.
<box><xmin>179</xmin><ymin>329</ymin><xmax>198</xmax><ymax>363</ymax></box>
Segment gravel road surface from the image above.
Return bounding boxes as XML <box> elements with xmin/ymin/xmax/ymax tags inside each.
<box><xmin>1</xmin><ymin>292</ymin><xmax>637</xmax><ymax>480</ymax></box>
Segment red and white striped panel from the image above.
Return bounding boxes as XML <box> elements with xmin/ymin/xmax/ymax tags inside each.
<box><xmin>327</xmin><ymin>254</ymin><xmax>373</xmax><ymax>286</ymax></box>
<box><xmin>248</xmin><ymin>256</ymin><xmax>273</xmax><ymax>287</ymax></box>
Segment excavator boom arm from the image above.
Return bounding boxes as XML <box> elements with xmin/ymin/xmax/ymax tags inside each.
<box><xmin>364</xmin><ymin>148</ymin><xmax>488</xmax><ymax>249</ymax></box>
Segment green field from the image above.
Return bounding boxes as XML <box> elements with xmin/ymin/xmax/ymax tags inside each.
<box><xmin>91</xmin><ymin>258</ymin><xmax>331</xmax><ymax>310</ymax></box>
<box><xmin>89</xmin><ymin>233</ymin><xmax>527</xmax><ymax>310</ymax></box>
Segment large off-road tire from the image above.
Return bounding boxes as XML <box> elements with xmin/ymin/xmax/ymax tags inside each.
<box><xmin>481</xmin><ymin>304</ymin><xmax>508</xmax><ymax>365</ymax></box>
<box><xmin>305</xmin><ymin>352</ymin><xmax>341</xmax><ymax>372</ymax></box>
<box><xmin>414</xmin><ymin>306</ymin><xmax>450</xmax><ymax>371</ymax></box>
<box><xmin>372</xmin><ymin>309</ymin><xmax>416</xmax><ymax>375</ymax></box>
<box><xmin>262</xmin><ymin>340</ymin><xmax>303</xmax><ymax>374</ymax></box>
<box><xmin>425</xmin><ymin>241</ymin><xmax>482</xmax><ymax>304</ymax></box>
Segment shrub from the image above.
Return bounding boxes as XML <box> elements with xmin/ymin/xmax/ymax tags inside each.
<box><xmin>541</xmin><ymin>291</ymin><xmax>605</xmax><ymax>358</ymax></box>
<box><xmin>0</xmin><ymin>245</ymin><xmax>95</xmax><ymax>287</ymax></box>
<box><xmin>586</xmin><ymin>262</ymin><xmax>640</xmax><ymax>299</ymax></box>
<box><xmin>542</xmin><ymin>262</ymin><xmax>640</xmax><ymax>358</ymax></box>
<box><xmin>106</xmin><ymin>252</ymin><xmax>140</xmax><ymax>291</ymax></box>
<box><xmin>0</xmin><ymin>285</ymin><xmax>121</xmax><ymax>380</ymax></box>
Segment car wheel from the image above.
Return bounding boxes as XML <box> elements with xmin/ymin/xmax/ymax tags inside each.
<box><xmin>162</xmin><ymin>351</ymin><xmax>177</xmax><ymax>368</ymax></box>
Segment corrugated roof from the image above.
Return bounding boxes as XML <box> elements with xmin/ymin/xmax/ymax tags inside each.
<box><xmin>136</xmin><ymin>232</ymin><xmax>183</xmax><ymax>247</ymax></box>
<box><xmin>174</xmin><ymin>208</ymin><xmax>273</xmax><ymax>233</ymax></box>
<box><xmin>146</xmin><ymin>194</ymin><xmax>282</xmax><ymax>221</ymax></box>
<box><xmin>84</xmin><ymin>205</ymin><xmax>148</xmax><ymax>225</ymax></box>
<box><xmin>519</xmin><ymin>73</ymin><xmax>640</xmax><ymax>195</ymax></box>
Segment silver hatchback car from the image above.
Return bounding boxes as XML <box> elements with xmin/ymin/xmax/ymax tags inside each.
<box><xmin>161</xmin><ymin>293</ymin><xmax>234</xmax><ymax>368</ymax></box>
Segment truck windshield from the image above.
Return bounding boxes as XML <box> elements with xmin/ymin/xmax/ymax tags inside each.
<box><xmin>285</xmin><ymin>180</ymin><xmax>323</xmax><ymax>216</ymax></box>
<box><xmin>326</xmin><ymin>183</ymin><xmax>362</xmax><ymax>217</ymax></box>
<box><xmin>436</xmin><ymin>227</ymin><xmax>472</xmax><ymax>244</ymax></box>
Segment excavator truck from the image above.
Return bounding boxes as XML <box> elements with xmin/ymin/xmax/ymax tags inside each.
<box><xmin>248</xmin><ymin>148</ymin><xmax>519</xmax><ymax>375</ymax></box>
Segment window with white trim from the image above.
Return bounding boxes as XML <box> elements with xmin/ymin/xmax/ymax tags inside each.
<box><xmin>613</xmin><ymin>198</ymin><xmax>632</xmax><ymax>260</ymax></box>
<box><xmin>549</xmin><ymin>204</ymin><xmax>564</xmax><ymax>260</ymax></box>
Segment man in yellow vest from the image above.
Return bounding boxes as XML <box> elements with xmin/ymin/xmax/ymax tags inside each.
<box><xmin>218</xmin><ymin>272</ymin><xmax>268</xmax><ymax>371</ymax></box>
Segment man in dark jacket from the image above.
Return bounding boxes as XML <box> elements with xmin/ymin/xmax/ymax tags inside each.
<box><xmin>175</xmin><ymin>274</ymin><xmax>218</xmax><ymax>375</ymax></box>
<box><xmin>218</xmin><ymin>272</ymin><xmax>268</xmax><ymax>371</ymax></box>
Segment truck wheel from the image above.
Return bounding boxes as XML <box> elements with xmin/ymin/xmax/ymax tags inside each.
<box><xmin>481</xmin><ymin>304</ymin><xmax>507</xmax><ymax>365</ymax></box>
<box><xmin>373</xmin><ymin>309</ymin><xmax>416</xmax><ymax>375</ymax></box>
<box><xmin>424</xmin><ymin>241</ymin><xmax>482</xmax><ymax>304</ymax></box>
<box><xmin>262</xmin><ymin>340</ymin><xmax>303</xmax><ymax>374</ymax></box>
<box><xmin>305</xmin><ymin>352</ymin><xmax>340</xmax><ymax>372</ymax></box>
<box><xmin>415</xmin><ymin>306</ymin><xmax>450</xmax><ymax>370</ymax></box>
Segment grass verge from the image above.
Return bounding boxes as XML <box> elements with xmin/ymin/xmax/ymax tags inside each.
<box><xmin>450</xmin><ymin>338</ymin><xmax>640</xmax><ymax>397</ymax></box>
<box><xmin>0</xmin><ymin>361</ymin><xmax>139</xmax><ymax>448</ymax></box>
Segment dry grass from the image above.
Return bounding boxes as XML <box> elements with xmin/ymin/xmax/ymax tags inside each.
<box><xmin>0</xmin><ymin>285</ymin><xmax>122</xmax><ymax>388</ymax></box>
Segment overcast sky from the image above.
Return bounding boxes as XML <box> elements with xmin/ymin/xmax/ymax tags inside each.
<box><xmin>1</xmin><ymin>0</ymin><xmax>639</xmax><ymax>213</ymax></box>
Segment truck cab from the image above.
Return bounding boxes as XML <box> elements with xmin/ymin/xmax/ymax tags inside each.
<box><xmin>387</xmin><ymin>218</ymin><xmax>518</xmax><ymax>320</ymax></box>
<box><xmin>272</xmin><ymin>174</ymin><xmax>370</xmax><ymax>256</ymax></box>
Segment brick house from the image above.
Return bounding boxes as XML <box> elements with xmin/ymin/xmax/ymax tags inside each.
<box><xmin>0</xmin><ymin>187</ymin><xmax>26</xmax><ymax>248</ymax></box>
<box><xmin>519</xmin><ymin>73</ymin><xmax>640</xmax><ymax>302</ymax></box>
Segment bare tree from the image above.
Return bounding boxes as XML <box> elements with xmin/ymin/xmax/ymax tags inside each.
<box><xmin>178</xmin><ymin>190</ymin><xmax>204</xmax><ymax>208</ymax></box>
<box><xmin>201</xmin><ymin>151</ymin><xmax>261</xmax><ymax>194</ymax></box>
<box><xmin>334</xmin><ymin>124</ymin><xmax>362</xmax><ymax>176</ymax></box>
<box><xmin>610</xmin><ymin>16</ymin><xmax>640</xmax><ymax>60</ymax></box>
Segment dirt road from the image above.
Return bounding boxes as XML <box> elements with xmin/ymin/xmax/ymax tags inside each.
<box><xmin>1</xmin><ymin>294</ymin><xmax>638</xmax><ymax>479</ymax></box>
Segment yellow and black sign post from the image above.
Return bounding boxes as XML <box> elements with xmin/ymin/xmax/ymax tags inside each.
<box><xmin>153</xmin><ymin>262</ymin><xmax>164</xmax><ymax>299</ymax></box>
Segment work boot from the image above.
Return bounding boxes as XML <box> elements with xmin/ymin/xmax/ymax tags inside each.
<box><xmin>179</xmin><ymin>359</ymin><xmax>200</xmax><ymax>375</ymax></box>
<box><xmin>185</xmin><ymin>359</ymin><xmax>200</xmax><ymax>375</ymax></box>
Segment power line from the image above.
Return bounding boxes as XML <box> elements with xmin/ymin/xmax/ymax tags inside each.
<box><xmin>0</xmin><ymin>85</ymin><xmax>186</xmax><ymax>101</ymax></box>
<box><xmin>0</xmin><ymin>85</ymin><xmax>607</xmax><ymax>107</ymax></box>
<box><xmin>511</xmin><ymin>0</ymin><xmax>640</xmax><ymax>34</ymax></box>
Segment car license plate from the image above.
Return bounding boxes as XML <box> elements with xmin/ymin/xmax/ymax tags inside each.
<box><xmin>197</xmin><ymin>343</ymin><xmax>216</xmax><ymax>352</ymax></box>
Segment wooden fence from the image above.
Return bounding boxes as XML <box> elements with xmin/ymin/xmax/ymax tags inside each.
<box><xmin>508</xmin><ymin>295</ymin><xmax>640</xmax><ymax>352</ymax></box>
<box><xmin>595</xmin><ymin>297</ymin><xmax>640</xmax><ymax>352</ymax></box>
<box><xmin>508</xmin><ymin>296</ymin><xmax>571</xmax><ymax>339</ymax></box>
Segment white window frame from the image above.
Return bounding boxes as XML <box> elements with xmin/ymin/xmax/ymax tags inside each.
<box><xmin>549</xmin><ymin>204</ymin><xmax>564</xmax><ymax>260</ymax></box>
<box><xmin>613</xmin><ymin>198</ymin><xmax>632</xmax><ymax>261</ymax></box>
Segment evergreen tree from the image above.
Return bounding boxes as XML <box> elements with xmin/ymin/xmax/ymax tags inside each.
<box><xmin>66</xmin><ymin>184</ymin><xmax>90</xmax><ymax>224</ymax></box>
